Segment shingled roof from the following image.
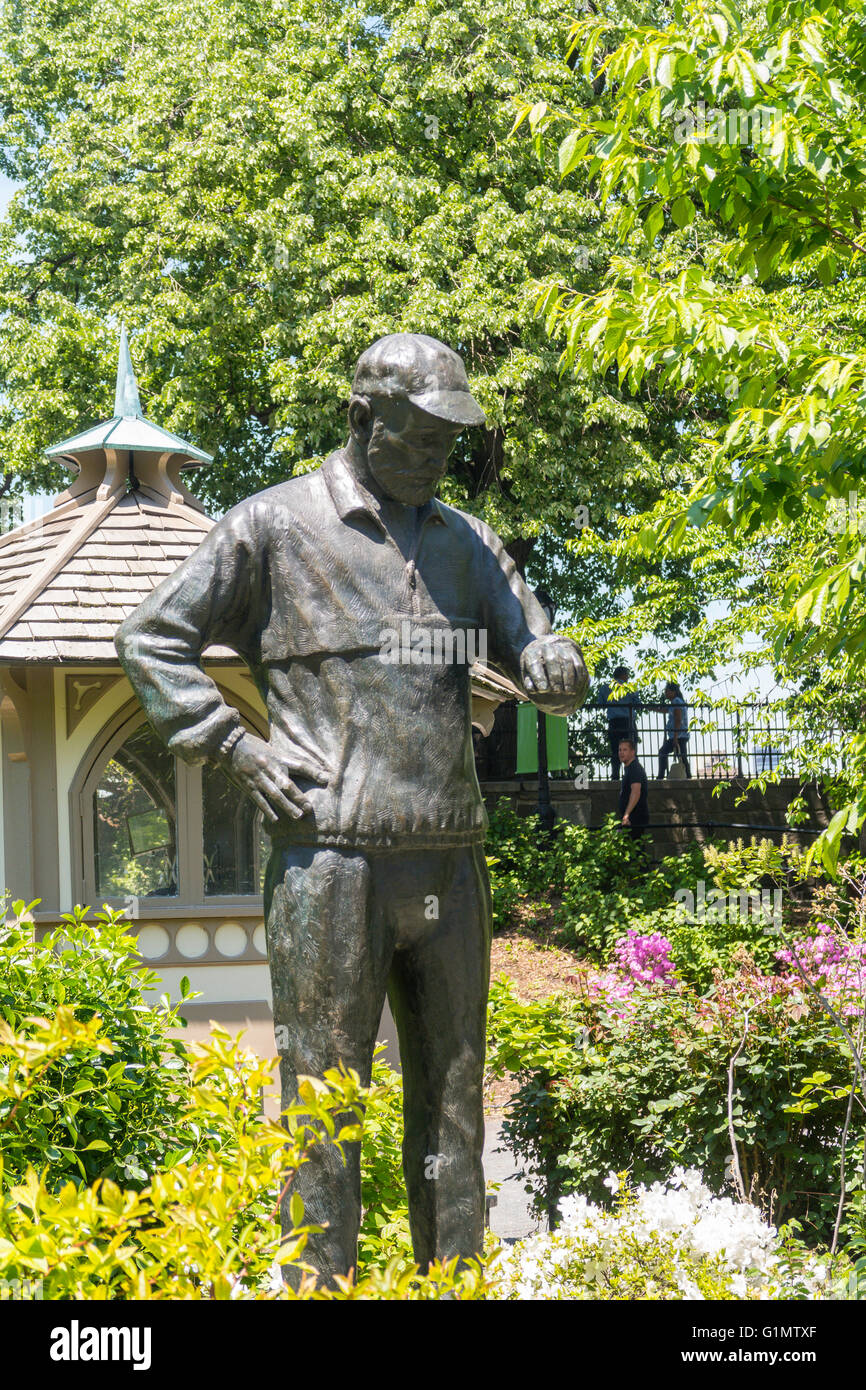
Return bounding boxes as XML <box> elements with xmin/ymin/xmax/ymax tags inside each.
<box><xmin>0</xmin><ymin>328</ymin><xmax>220</xmax><ymax>664</ymax></box>
<box><xmin>0</xmin><ymin>492</ymin><xmax>217</xmax><ymax>663</ymax></box>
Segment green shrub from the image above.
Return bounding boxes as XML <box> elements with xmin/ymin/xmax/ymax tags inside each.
<box><xmin>0</xmin><ymin>902</ymin><xmax>226</xmax><ymax>1191</ymax></box>
<box><xmin>702</xmin><ymin>836</ymin><xmax>806</xmax><ymax>894</ymax></box>
<box><xmin>487</xmin><ymin>971</ymin><xmax>865</xmax><ymax>1247</ymax></box>
<box><xmin>0</xmin><ymin>901</ymin><xmax>483</xmax><ymax>1294</ymax></box>
<box><xmin>0</xmin><ymin>1008</ymin><xmax>488</xmax><ymax>1299</ymax></box>
<box><xmin>485</xmin><ymin>802</ymin><xmax>822</xmax><ymax>983</ymax></box>
<box><xmin>486</xmin><ymin>799</ymin><xmax>710</xmax><ymax>955</ymax></box>
<box><xmin>358</xmin><ymin>1055</ymin><xmax>412</xmax><ymax>1273</ymax></box>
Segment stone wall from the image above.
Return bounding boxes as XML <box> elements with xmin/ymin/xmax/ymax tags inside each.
<box><xmin>481</xmin><ymin>776</ymin><xmax>830</xmax><ymax>859</ymax></box>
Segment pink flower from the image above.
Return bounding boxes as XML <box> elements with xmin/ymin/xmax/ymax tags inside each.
<box><xmin>577</xmin><ymin>931</ymin><xmax>677</xmax><ymax>1020</ymax></box>
<box><xmin>613</xmin><ymin>929</ymin><xmax>677</xmax><ymax>986</ymax></box>
<box><xmin>775</xmin><ymin>923</ymin><xmax>866</xmax><ymax>1017</ymax></box>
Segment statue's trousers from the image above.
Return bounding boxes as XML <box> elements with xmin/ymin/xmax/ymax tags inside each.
<box><xmin>264</xmin><ymin>842</ymin><xmax>492</xmax><ymax>1285</ymax></box>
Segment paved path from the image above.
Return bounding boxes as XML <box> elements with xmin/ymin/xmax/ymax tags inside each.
<box><xmin>483</xmin><ymin>1118</ymin><xmax>542</xmax><ymax>1242</ymax></box>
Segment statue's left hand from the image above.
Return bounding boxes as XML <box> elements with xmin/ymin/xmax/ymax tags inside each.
<box><xmin>520</xmin><ymin>634</ymin><xmax>589</xmax><ymax>714</ymax></box>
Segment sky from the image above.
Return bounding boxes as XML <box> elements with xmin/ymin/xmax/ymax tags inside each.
<box><xmin>0</xmin><ymin>171</ymin><xmax>14</xmax><ymax>216</ymax></box>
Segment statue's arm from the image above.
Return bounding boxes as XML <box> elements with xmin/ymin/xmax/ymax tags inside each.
<box><xmin>472</xmin><ymin>520</ymin><xmax>589</xmax><ymax>717</ymax></box>
<box><xmin>115</xmin><ymin>507</ymin><xmax>262</xmax><ymax>762</ymax></box>
<box><xmin>116</xmin><ymin>504</ymin><xmax>330</xmax><ymax>823</ymax></box>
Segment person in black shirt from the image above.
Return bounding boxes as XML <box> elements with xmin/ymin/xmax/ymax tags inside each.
<box><xmin>618</xmin><ymin>737</ymin><xmax>649</xmax><ymax>843</ymax></box>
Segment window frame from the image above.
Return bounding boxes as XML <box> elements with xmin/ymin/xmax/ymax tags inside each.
<box><xmin>73</xmin><ymin>694</ymin><xmax>268</xmax><ymax>912</ymax></box>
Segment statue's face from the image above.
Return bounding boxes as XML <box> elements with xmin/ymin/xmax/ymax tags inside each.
<box><xmin>364</xmin><ymin>397</ymin><xmax>462</xmax><ymax>506</ymax></box>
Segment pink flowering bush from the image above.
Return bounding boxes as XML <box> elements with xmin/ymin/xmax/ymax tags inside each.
<box><xmin>776</xmin><ymin>922</ymin><xmax>866</xmax><ymax>1017</ymax></box>
<box><xmin>488</xmin><ymin>904</ymin><xmax>866</xmax><ymax>1244</ymax></box>
<box><xmin>579</xmin><ymin>928</ymin><xmax>678</xmax><ymax>1018</ymax></box>
<box><xmin>582</xmin><ymin>920</ymin><xmax>866</xmax><ymax>1026</ymax></box>
<box><xmin>613</xmin><ymin>928</ymin><xmax>677</xmax><ymax>986</ymax></box>
<box><xmin>572</xmin><ymin>921</ymin><xmax>732</xmax><ymax>1019</ymax></box>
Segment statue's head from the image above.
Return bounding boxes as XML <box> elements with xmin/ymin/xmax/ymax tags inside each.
<box><xmin>347</xmin><ymin>334</ymin><xmax>485</xmax><ymax>505</ymax></box>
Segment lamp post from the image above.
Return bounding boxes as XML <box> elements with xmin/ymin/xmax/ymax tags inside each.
<box><xmin>534</xmin><ymin>587</ymin><xmax>557</xmax><ymax>834</ymax></box>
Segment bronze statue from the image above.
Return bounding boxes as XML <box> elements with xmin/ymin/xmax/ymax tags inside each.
<box><xmin>116</xmin><ymin>333</ymin><xmax>588</xmax><ymax>1285</ymax></box>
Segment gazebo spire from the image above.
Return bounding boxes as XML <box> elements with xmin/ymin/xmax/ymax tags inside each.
<box><xmin>45</xmin><ymin>324</ymin><xmax>212</xmax><ymax>510</ymax></box>
<box><xmin>114</xmin><ymin>323</ymin><xmax>143</xmax><ymax>419</ymax></box>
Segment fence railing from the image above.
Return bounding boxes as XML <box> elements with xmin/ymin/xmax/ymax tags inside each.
<box><xmin>568</xmin><ymin>701</ymin><xmax>840</xmax><ymax>783</ymax></box>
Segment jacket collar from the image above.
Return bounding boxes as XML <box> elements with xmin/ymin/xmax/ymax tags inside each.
<box><xmin>322</xmin><ymin>450</ymin><xmax>449</xmax><ymax>531</ymax></box>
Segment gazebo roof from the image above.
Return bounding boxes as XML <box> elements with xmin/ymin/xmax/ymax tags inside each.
<box><xmin>0</xmin><ymin>493</ymin><xmax>217</xmax><ymax>663</ymax></box>
<box><xmin>0</xmin><ymin>329</ymin><xmax>222</xmax><ymax>664</ymax></box>
<box><xmin>45</xmin><ymin>327</ymin><xmax>213</xmax><ymax>470</ymax></box>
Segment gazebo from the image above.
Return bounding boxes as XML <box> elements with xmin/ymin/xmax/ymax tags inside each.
<box><xmin>0</xmin><ymin>330</ymin><xmax>520</xmax><ymax>1056</ymax></box>
<box><xmin>0</xmin><ymin>330</ymin><xmax>277</xmax><ymax>1050</ymax></box>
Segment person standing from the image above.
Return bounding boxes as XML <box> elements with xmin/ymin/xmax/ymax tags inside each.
<box><xmin>619</xmin><ymin>736</ymin><xmax>649</xmax><ymax>842</ymax></box>
<box><xmin>597</xmin><ymin>664</ymin><xmax>641</xmax><ymax>779</ymax></box>
<box><xmin>658</xmin><ymin>681</ymin><xmax>692</xmax><ymax>779</ymax></box>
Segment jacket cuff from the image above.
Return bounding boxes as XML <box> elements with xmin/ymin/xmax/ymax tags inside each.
<box><xmin>215</xmin><ymin>723</ymin><xmax>246</xmax><ymax>764</ymax></box>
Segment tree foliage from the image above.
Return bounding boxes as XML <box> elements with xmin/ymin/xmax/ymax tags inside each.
<box><xmin>520</xmin><ymin>0</ymin><xmax>866</xmax><ymax>853</ymax></box>
<box><xmin>0</xmin><ymin>0</ymin><xmax>682</xmax><ymax>628</ymax></box>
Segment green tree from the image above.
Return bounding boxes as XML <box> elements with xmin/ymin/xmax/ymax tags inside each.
<box><xmin>0</xmin><ymin>0</ymin><xmax>684</xmax><ymax>628</ymax></box>
<box><xmin>520</xmin><ymin>0</ymin><xmax>866</xmax><ymax>849</ymax></box>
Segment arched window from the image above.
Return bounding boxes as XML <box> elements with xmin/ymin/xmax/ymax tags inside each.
<box><xmin>93</xmin><ymin>723</ymin><xmax>178</xmax><ymax>898</ymax></box>
<box><xmin>76</xmin><ymin>699</ymin><xmax>268</xmax><ymax>908</ymax></box>
<box><xmin>201</xmin><ymin>760</ymin><xmax>268</xmax><ymax>896</ymax></box>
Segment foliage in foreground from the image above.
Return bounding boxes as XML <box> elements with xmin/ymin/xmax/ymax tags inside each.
<box><xmin>0</xmin><ymin>906</ymin><xmax>432</xmax><ymax>1292</ymax></box>
<box><xmin>2</xmin><ymin>1003</ymin><xmax>858</xmax><ymax>1301</ymax></box>
<box><xmin>1</xmin><ymin>899</ymin><xmax>862</xmax><ymax>1298</ymax></box>
<box><xmin>0</xmin><ymin>903</ymin><xmax>224</xmax><ymax>1191</ymax></box>
<box><xmin>359</xmin><ymin>1055</ymin><xmax>413</xmax><ymax>1274</ymax></box>
<box><xmin>491</xmin><ymin>1168</ymin><xmax>861</xmax><ymax>1301</ymax></box>
<box><xmin>0</xmin><ymin>1007</ymin><xmax>487</xmax><ymax>1300</ymax></box>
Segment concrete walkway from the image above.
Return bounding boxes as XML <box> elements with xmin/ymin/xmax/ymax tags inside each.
<box><xmin>483</xmin><ymin>1117</ymin><xmax>542</xmax><ymax>1242</ymax></box>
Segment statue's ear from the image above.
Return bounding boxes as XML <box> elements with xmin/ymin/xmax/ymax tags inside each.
<box><xmin>348</xmin><ymin>394</ymin><xmax>373</xmax><ymax>444</ymax></box>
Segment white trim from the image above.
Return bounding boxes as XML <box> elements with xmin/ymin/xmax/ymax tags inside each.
<box><xmin>56</xmin><ymin>666</ymin><xmax>265</xmax><ymax>912</ymax></box>
<box><xmin>54</xmin><ymin>668</ymin><xmax>71</xmax><ymax>910</ymax></box>
<box><xmin>143</xmin><ymin>962</ymin><xmax>273</xmax><ymax>1007</ymax></box>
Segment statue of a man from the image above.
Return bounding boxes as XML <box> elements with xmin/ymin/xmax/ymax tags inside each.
<box><xmin>116</xmin><ymin>333</ymin><xmax>587</xmax><ymax>1284</ymax></box>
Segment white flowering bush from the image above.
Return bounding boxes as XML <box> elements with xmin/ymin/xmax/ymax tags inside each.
<box><xmin>489</xmin><ymin>1170</ymin><xmax>858</xmax><ymax>1300</ymax></box>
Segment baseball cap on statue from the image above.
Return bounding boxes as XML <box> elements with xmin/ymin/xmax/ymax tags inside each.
<box><xmin>352</xmin><ymin>333</ymin><xmax>486</xmax><ymax>427</ymax></box>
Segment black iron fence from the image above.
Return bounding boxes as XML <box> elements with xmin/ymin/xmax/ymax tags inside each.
<box><xmin>570</xmin><ymin>701</ymin><xmax>838</xmax><ymax>783</ymax></box>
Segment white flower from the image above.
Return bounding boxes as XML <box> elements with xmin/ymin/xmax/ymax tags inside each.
<box><xmin>489</xmin><ymin>1168</ymin><xmax>837</xmax><ymax>1302</ymax></box>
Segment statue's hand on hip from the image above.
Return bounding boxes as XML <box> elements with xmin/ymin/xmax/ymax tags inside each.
<box><xmin>221</xmin><ymin>731</ymin><xmax>330</xmax><ymax>822</ymax></box>
<box><xmin>520</xmin><ymin>634</ymin><xmax>589</xmax><ymax>715</ymax></box>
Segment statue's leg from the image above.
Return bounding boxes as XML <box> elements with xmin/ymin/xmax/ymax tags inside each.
<box><xmin>384</xmin><ymin>843</ymin><xmax>492</xmax><ymax>1271</ymax></box>
<box><xmin>264</xmin><ymin>844</ymin><xmax>391</xmax><ymax>1290</ymax></box>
